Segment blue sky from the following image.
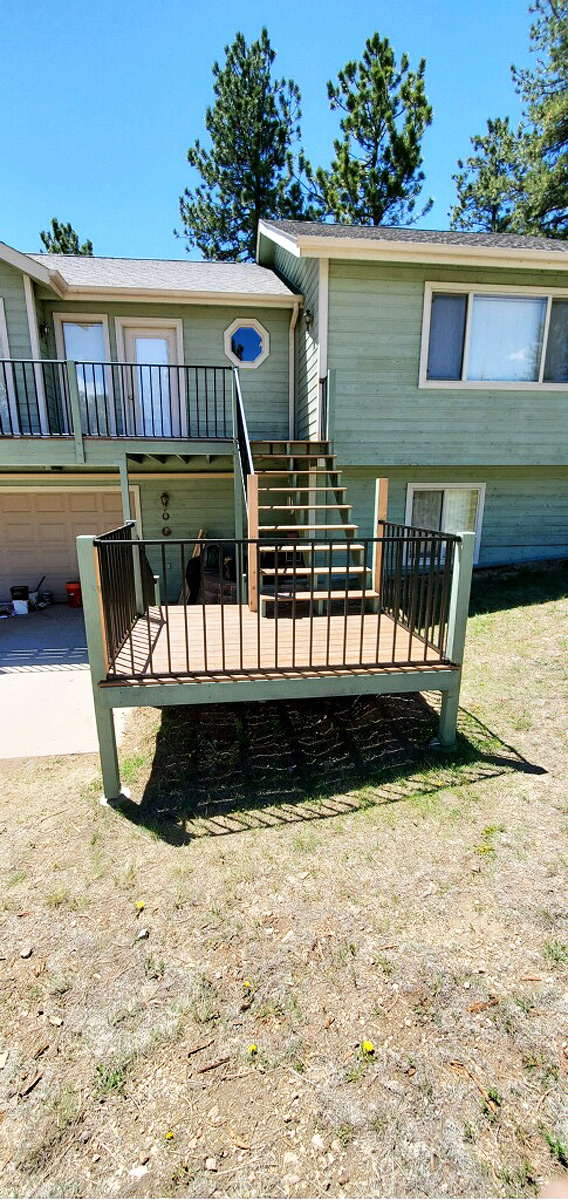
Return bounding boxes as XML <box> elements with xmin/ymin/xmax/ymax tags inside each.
<box><xmin>1</xmin><ymin>0</ymin><xmax>533</xmax><ymax>259</ymax></box>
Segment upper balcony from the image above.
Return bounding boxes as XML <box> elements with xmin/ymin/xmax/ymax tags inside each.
<box><xmin>0</xmin><ymin>358</ymin><xmax>239</xmax><ymax>464</ymax></box>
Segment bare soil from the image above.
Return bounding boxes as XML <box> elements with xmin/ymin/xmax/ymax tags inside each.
<box><xmin>0</xmin><ymin>563</ymin><xmax>567</xmax><ymax>1198</ymax></box>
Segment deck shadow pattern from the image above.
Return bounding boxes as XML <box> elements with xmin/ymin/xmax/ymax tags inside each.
<box><xmin>114</xmin><ymin>693</ymin><xmax>545</xmax><ymax>845</ymax></box>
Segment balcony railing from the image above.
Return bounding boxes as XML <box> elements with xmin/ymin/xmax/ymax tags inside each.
<box><xmin>0</xmin><ymin>359</ymin><xmax>235</xmax><ymax>440</ymax></box>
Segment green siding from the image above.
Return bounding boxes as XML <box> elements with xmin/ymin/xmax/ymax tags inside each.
<box><xmin>272</xmin><ymin>247</ymin><xmax>319</xmax><ymax>438</ymax></box>
<box><xmin>328</xmin><ymin>260</ymin><xmax>568</xmax><ymax>467</ymax></box>
<box><xmin>342</xmin><ymin>465</ymin><xmax>568</xmax><ymax>567</ymax></box>
<box><xmin>138</xmin><ymin>474</ymin><xmax>235</xmax><ymax>601</ymax></box>
<box><xmin>0</xmin><ymin>262</ymin><xmax>31</xmax><ymax>358</ymax></box>
<box><xmin>37</xmin><ymin>298</ymin><xmax>290</xmax><ymax>440</ymax></box>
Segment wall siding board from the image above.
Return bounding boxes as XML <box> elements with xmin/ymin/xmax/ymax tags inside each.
<box><xmin>342</xmin><ymin>465</ymin><xmax>568</xmax><ymax>566</ymax></box>
<box><xmin>272</xmin><ymin>248</ymin><xmax>319</xmax><ymax>438</ymax></box>
<box><xmin>0</xmin><ymin>263</ymin><xmax>32</xmax><ymax>358</ymax></box>
<box><xmin>328</xmin><ymin>260</ymin><xmax>568</xmax><ymax>467</ymax></box>
<box><xmin>35</xmin><ymin>298</ymin><xmax>290</xmax><ymax>440</ymax></box>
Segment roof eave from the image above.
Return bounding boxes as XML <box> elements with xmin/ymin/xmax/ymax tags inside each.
<box><xmin>0</xmin><ymin>242</ymin><xmax>67</xmax><ymax>292</ymax></box>
<box><xmin>258</xmin><ymin>223</ymin><xmax>568</xmax><ymax>270</ymax></box>
<box><xmin>51</xmin><ymin>285</ymin><xmax>302</xmax><ymax>307</ymax></box>
<box><xmin>293</xmin><ymin>235</ymin><xmax>568</xmax><ymax>270</ymax></box>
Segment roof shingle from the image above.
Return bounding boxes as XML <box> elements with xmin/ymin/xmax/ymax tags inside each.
<box><xmin>261</xmin><ymin>219</ymin><xmax>568</xmax><ymax>254</ymax></box>
<box><xmin>27</xmin><ymin>253</ymin><xmax>298</xmax><ymax>298</ymax></box>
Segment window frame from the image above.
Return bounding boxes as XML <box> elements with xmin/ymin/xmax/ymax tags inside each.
<box><xmin>419</xmin><ymin>282</ymin><xmax>568</xmax><ymax>390</ymax></box>
<box><xmin>224</xmin><ymin>317</ymin><xmax>269</xmax><ymax>369</ymax></box>
<box><xmin>54</xmin><ymin>313</ymin><xmax>115</xmax><ymax>435</ymax></box>
<box><xmin>53</xmin><ymin>312</ymin><xmax>112</xmax><ymax>365</ymax></box>
<box><xmin>405</xmin><ymin>482</ymin><xmax>486</xmax><ymax>564</ymax></box>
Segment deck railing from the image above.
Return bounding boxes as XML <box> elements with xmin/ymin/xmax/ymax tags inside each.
<box><xmin>0</xmin><ymin>359</ymin><xmax>234</xmax><ymax>439</ymax></box>
<box><xmin>93</xmin><ymin>528</ymin><xmax>460</xmax><ymax>681</ymax></box>
<box><xmin>96</xmin><ymin>523</ymin><xmax>157</xmax><ymax>669</ymax></box>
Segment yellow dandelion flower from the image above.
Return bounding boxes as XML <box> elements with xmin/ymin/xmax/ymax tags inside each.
<box><xmin>244</xmin><ymin>980</ymin><xmax>251</xmax><ymax>989</ymax></box>
<box><xmin>136</xmin><ymin>901</ymin><xmax>145</xmax><ymax>911</ymax></box>
<box><xmin>361</xmin><ymin>1040</ymin><xmax>375</xmax><ymax>1055</ymax></box>
<box><xmin>165</xmin><ymin>1131</ymin><xmax>174</xmax><ymax>1140</ymax></box>
<box><xmin>249</xmin><ymin>1043</ymin><xmax>257</xmax><ymax>1055</ymax></box>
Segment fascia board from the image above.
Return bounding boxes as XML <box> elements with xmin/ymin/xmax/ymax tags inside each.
<box><xmin>56</xmin><ymin>287</ymin><xmax>302</xmax><ymax>307</ymax></box>
<box><xmin>293</xmin><ymin>236</ymin><xmax>568</xmax><ymax>271</ymax></box>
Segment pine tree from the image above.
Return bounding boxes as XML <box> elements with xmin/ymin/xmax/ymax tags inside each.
<box><xmin>449</xmin><ymin>117</ymin><xmax>524</xmax><ymax>232</ymax></box>
<box><xmin>40</xmin><ymin>219</ymin><xmax>93</xmax><ymax>255</ymax></box>
<box><xmin>312</xmin><ymin>33</ymin><xmax>433</xmax><ymax>226</ymax></box>
<box><xmin>178</xmin><ymin>28</ymin><xmax>312</xmax><ymax>261</ymax></box>
<box><xmin>513</xmin><ymin>0</ymin><xmax>568</xmax><ymax>235</ymax></box>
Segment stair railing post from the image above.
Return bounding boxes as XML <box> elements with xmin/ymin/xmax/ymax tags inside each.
<box><xmin>248</xmin><ymin>473</ymin><xmax>259</xmax><ymax>612</ymax></box>
<box><xmin>437</xmin><ymin>530</ymin><xmax>475</xmax><ymax>747</ymax></box>
<box><xmin>372</xmin><ymin>477</ymin><xmax>389</xmax><ymax>598</ymax></box>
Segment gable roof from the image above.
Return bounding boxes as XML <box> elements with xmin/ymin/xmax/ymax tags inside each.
<box><xmin>26</xmin><ymin>253</ymin><xmax>300</xmax><ymax>304</ymax></box>
<box><xmin>258</xmin><ymin>219</ymin><xmax>568</xmax><ymax>270</ymax></box>
<box><xmin>0</xmin><ymin>241</ymin><xmax>65</xmax><ymax>290</ymax></box>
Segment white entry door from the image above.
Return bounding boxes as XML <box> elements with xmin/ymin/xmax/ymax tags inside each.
<box><xmin>123</xmin><ymin>327</ymin><xmax>183</xmax><ymax>438</ymax></box>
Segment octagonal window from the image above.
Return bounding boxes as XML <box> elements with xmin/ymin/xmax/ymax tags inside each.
<box><xmin>224</xmin><ymin>318</ymin><xmax>269</xmax><ymax>368</ymax></box>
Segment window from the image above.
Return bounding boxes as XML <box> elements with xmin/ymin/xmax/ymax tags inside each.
<box><xmin>406</xmin><ymin>484</ymin><xmax>485</xmax><ymax>563</ymax></box>
<box><xmin>224</xmin><ymin>318</ymin><xmax>269</xmax><ymax>368</ymax></box>
<box><xmin>421</xmin><ymin>284</ymin><xmax>568</xmax><ymax>387</ymax></box>
<box><xmin>54</xmin><ymin>314</ymin><xmax>113</xmax><ymax>434</ymax></box>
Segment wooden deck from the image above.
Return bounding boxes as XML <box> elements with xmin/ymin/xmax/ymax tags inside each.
<box><xmin>108</xmin><ymin>604</ymin><xmax>456</xmax><ymax>683</ymax></box>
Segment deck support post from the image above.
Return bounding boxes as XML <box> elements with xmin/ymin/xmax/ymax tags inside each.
<box><xmin>67</xmin><ymin>360</ymin><xmax>85</xmax><ymax>463</ymax></box>
<box><xmin>436</xmin><ymin>531</ymin><xmax>475</xmax><ymax>747</ymax></box>
<box><xmin>76</xmin><ymin>535</ymin><xmax>123</xmax><ymax>802</ymax></box>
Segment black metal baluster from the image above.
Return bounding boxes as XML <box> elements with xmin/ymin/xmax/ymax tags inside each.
<box><xmin>308</xmin><ymin>539</ymin><xmax>315</xmax><ymax>669</ymax></box>
<box><xmin>181</xmin><ymin>542</ymin><xmax>190</xmax><ymax>673</ymax></box>
<box><xmin>161</xmin><ymin>543</ymin><xmax>172</xmax><ymax>673</ymax></box>
<box><xmin>343</xmin><ymin>540</ymin><xmax>350</xmax><ymax>666</ymax></box>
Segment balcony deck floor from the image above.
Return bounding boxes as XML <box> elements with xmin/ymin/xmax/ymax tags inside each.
<box><xmin>108</xmin><ymin>605</ymin><xmax>456</xmax><ymax>684</ymax></box>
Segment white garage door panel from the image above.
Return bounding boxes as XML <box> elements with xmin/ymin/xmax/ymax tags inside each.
<box><xmin>0</xmin><ymin>489</ymin><xmax>128</xmax><ymax>601</ymax></box>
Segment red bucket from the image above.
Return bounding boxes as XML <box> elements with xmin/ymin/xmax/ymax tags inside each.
<box><xmin>66</xmin><ymin>581</ymin><xmax>82</xmax><ymax>608</ymax></box>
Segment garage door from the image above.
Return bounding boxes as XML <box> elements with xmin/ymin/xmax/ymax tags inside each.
<box><xmin>0</xmin><ymin>489</ymin><xmax>128</xmax><ymax>602</ymax></box>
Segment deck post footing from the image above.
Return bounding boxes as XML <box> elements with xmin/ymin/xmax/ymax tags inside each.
<box><xmin>100</xmin><ymin>787</ymin><xmax>131</xmax><ymax>807</ymax></box>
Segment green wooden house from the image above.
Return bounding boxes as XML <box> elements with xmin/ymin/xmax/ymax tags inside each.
<box><xmin>0</xmin><ymin>221</ymin><xmax>565</xmax><ymax>798</ymax></box>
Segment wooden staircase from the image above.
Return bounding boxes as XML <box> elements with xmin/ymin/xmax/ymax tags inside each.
<box><xmin>249</xmin><ymin>440</ymin><xmax>376</xmax><ymax>613</ymax></box>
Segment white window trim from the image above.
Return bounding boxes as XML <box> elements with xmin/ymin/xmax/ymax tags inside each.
<box><xmin>224</xmin><ymin>317</ymin><xmax>269</xmax><ymax>369</ymax></box>
<box><xmin>114</xmin><ymin>316</ymin><xmax>184</xmax><ymax>366</ymax></box>
<box><xmin>54</xmin><ymin>313</ymin><xmax>115</xmax><ymax>436</ymax></box>
<box><xmin>114</xmin><ymin>318</ymin><xmax>186</xmax><ymax>438</ymax></box>
<box><xmin>419</xmin><ymin>281</ymin><xmax>568</xmax><ymax>390</ymax></box>
<box><xmin>405</xmin><ymin>482</ymin><xmax>486</xmax><ymax>565</ymax></box>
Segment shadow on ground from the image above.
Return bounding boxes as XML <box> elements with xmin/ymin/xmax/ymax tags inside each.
<box><xmin>113</xmin><ymin>693</ymin><xmax>546</xmax><ymax>846</ymax></box>
<box><xmin>469</xmin><ymin>559</ymin><xmax>568</xmax><ymax>617</ymax></box>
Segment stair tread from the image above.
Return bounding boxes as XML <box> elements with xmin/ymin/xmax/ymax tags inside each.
<box><xmin>254</xmin><ymin>469</ymin><xmax>341</xmax><ymax>477</ymax></box>
<box><xmin>259</xmin><ymin>542</ymin><xmax>365</xmax><ymax>551</ymax></box>
<box><xmin>260</xmin><ymin>565</ymin><xmax>370</xmax><ymax>576</ymax></box>
<box><xmin>259</xmin><ymin>504</ymin><xmax>352</xmax><ymax>512</ymax></box>
<box><xmin>262</xmin><ymin>589</ymin><xmax>374</xmax><ymax>602</ymax></box>
<box><xmin>259</xmin><ymin>486</ymin><xmax>347</xmax><ymax>493</ymax></box>
<box><xmin>261</xmin><ymin>523</ymin><xmax>358</xmax><ymax>531</ymax></box>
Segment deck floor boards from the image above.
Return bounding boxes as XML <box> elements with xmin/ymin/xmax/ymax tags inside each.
<box><xmin>109</xmin><ymin>605</ymin><xmax>454</xmax><ymax>683</ymax></box>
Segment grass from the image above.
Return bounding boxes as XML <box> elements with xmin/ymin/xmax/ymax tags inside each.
<box><xmin>0</xmin><ymin>561</ymin><xmax>566</xmax><ymax>1198</ymax></box>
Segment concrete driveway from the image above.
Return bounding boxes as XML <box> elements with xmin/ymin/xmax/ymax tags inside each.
<box><xmin>0</xmin><ymin>606</ymin><xmax>127</xmax><ymax>758</ymax></box>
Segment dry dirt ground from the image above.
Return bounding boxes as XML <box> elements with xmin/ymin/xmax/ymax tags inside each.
<box><xmin>0</xmin><ymin>564</ymin><xmax>567</xmax><ymax>1199</ymax></box>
